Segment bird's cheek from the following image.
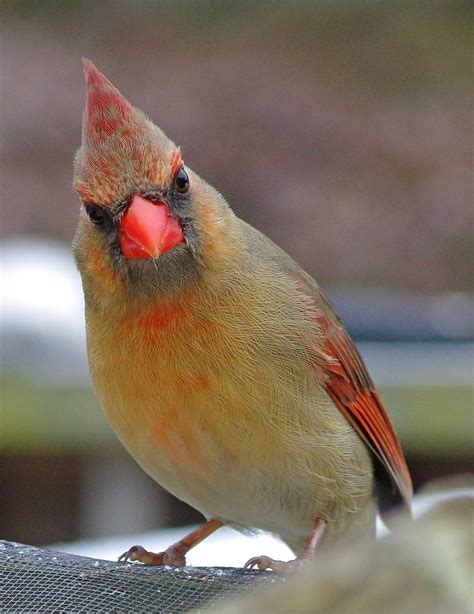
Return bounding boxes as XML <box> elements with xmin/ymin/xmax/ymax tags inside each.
<box><xmin>119</xmin><ymin>194</ymin><xmax>184</xmax><ymax>260</ymax></box>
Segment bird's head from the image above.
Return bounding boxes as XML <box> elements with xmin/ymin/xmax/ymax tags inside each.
<box><xmin>73</xmin><ymin>59</ymin><xmax>235</xmax><ymax>306</ymax></box>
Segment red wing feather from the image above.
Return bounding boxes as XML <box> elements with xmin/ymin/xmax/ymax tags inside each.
<box><xmin>293</xmin><ymin>273</ymin><xmax>413</xmax><ymax>508</ymax></box>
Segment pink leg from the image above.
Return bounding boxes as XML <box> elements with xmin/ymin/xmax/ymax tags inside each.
<box><xmin>245</xmin><ymin>518</ymin><xmax>327</xmax><ymax>573</ymax></box>
<box><xmin>119</xmin><ymin>518</ymin><xmax>225</xmax><ymax>566</ymax></box>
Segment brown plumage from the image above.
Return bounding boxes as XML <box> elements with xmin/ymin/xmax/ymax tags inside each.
<box><xmin>73</xmin><ymin>59</ymin><xmax>412</xmax><ymax>571</ymax></box>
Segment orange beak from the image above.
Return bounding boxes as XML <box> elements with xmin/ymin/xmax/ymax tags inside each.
<box><xmin>119</xmin><ymin>194</ymin><xmax>185</xmax><ymax>260</ymax></box>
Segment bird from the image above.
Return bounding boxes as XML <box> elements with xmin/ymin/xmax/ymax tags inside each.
<box><xmin>72</xmin><ymin>59</ymin><xmax>412</xmax><ymax>572</ymax></box>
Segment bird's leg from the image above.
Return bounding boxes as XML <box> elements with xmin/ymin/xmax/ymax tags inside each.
<box><xmin>119</xmin><ymin>518</ymin><xmax>225</xmax><ymax>566</ymax></box>
<box><xmin>244</xmin><ymin>518</ymin><xmax>327</xmax><ymax>573</ymax></box>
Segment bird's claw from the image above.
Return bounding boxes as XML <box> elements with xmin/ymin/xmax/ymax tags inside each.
<box><xmin>244</xmin><ymin>555</ymin><xmax>274</xmax><ymax>571</ymax></box>
<box><xmin>118</xmin><ymin>544</ymin><xmax>186</xmax><ymax>566</ymax></box>
<box><xmin>118</xmin><ymin>545</ymin><xmax>163</xmax><ymax>565</ymax></box>
<box><xmin>244</xmin><ymin>555</ymin><xmax>305</xmax><ymax>573</ymax></box>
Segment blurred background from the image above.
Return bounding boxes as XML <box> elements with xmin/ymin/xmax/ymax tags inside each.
<box><xmin>1</xmin><ymin>1</ymin><xmax>472</xmax><ymax>548</ymax></box>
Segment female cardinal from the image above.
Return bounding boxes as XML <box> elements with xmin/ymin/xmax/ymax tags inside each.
<box><xmin>73</xmin><ymin>59</ymin><xmax>412</xmax><ymax>572</ymax></box>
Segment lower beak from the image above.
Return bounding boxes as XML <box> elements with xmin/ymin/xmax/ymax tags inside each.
<box><xmin>119</xmin><ymin>194</ymin><xmax>184</xmax><ymax>260</ymax></box>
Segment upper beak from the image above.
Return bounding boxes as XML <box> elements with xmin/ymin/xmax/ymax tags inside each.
<box><xmin>119</xmin><ymin>194</ymin><xmax>184</xmax><ymax>260</ymax></box>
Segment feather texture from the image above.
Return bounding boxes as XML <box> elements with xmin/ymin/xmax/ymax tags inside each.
<box><xmin>291</xmin><ymin>270</ymin><xmax>413</xmax><ymax>510</ymax></box>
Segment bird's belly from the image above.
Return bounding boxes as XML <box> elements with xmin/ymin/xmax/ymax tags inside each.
<box><xmin>88</xmin><ymin>311</ymin><xmax>375</xmax><ymax>542</ymax></box>
<box><xmin>95</xmin><ymin>374</ymin><xmax>374</xmax><ymax>542</ymax></box>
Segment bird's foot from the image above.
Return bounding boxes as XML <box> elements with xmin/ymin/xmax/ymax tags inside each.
<box><xmin>244</xmin><ymin>555</ymin><xmax>306</xmax><ymax>573</ymax></box>
<box><xmin>245</xmin><ymin>517</ymin><xmax>327</xmax><ymax>573</ymax></box>
<box><xmin>118</xmin><ymin>519</ymin><xmax>225</xmax><ymax>567</ymax></box>
<box><xmin>119</xmin><ymin>544</ymin><xmax>186</xmax><ymax>566</ymax></box>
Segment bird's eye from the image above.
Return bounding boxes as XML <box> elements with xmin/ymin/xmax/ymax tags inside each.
<box><xmin>175</xmin><ymin>167</ymin><xmax>190</xmax><ymax>194</ymax></box>
<box><xmin>85</xmin><ymin>204</ymin><xmax>107</xmax><ymax>226</ymax></box>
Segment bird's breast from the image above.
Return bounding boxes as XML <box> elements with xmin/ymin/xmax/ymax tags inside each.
<box><xmin>86</xmin><ymin>299</ymin><xmax>260</xmax><ymax>500</ymax></box>
<box><xmin>85</xmin><ymin>291</ymin><xmax>374</xmax><ymax>535</ymax></box>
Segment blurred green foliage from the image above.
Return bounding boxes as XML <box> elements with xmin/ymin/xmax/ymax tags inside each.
<box><xmin>2</xmin><ymin>377</ymin><xmax>472</xmax><ymax>456</ymax></box>
<box><xmin>1</xmin><ymin>379</ymin><xmax>115</xmax><ymax>451</ymax></box>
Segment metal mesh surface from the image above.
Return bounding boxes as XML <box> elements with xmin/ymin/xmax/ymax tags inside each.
<box><xmin>0</xmin><ymin>540</ymin><xmax>274</xmax><ymax>612</ymax></box>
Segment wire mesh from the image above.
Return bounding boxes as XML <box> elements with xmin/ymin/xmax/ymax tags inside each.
<box><xmin>0</xmin><ymin>540</ymin><xmax>275</xmax><ymax>612</ymax></box>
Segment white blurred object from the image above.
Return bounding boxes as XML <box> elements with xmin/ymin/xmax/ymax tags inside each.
<box><xmin>359</xmin><ymin>341</ymin><xmax>473</xmax><ymax>387</ymax></box>
<box><xmin>51</xmin><ymin>488</ymin><xmax>473</xmax><ymax>567</ymax></box>
<box><xmin>0</xmin><ymin>238</ymin><xmax>88</xmax><ymax>383</ymax></box>
<box><xmin>53</xmin><ymin>525</ymin><xmax>294</xmax><ymax>569</ymax></box>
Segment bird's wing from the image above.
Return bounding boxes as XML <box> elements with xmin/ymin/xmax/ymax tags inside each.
<box><xmin>291</xmin><ymin>268</ymin><xmax>413</xmax><ymax>512</ymax></box>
